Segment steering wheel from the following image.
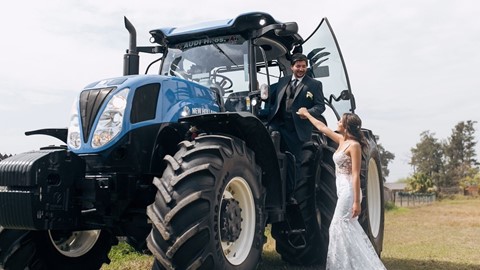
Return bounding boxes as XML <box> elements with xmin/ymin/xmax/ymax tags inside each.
<box><xmin>211</xmin><ymin>74</ymin><xmax>233</xmax><ymax>90</ymax></box>
<box><xmin>170</xmin><ymin>69</ymin><xmax>190</xmax><ymax>80</ymax></box>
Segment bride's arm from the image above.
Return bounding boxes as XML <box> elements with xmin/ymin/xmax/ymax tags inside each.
<box><xmin>350</xmin><ymin>142</ymin><xmax>362</xmax><ymax>218</ymax></box>
<box><xmin>296</xmin><ymin>107</ymin><xmax>342</xmax><ymax>144</ymax></box>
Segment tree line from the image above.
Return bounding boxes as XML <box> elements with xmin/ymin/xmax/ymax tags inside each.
<box><xmin>375</xmin><ymin>120</ymin><xmax>479</xmax><ymax>194</ymax></box>
<box><xmin>408</xmin><ymin>120</ymin><xmax>478</xmax><ymax>193</ymax></box>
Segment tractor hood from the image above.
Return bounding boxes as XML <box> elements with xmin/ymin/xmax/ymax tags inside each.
<box><xmin>67</xmin><ymin>75</ymin><xmax>219</xmax><ymax>153</ymax></box>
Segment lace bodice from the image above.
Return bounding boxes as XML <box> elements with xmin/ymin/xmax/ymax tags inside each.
<box><xmin>333</xmin><ymin>150</ymin><xmax>352</xmax><ymax>175</ymax></box>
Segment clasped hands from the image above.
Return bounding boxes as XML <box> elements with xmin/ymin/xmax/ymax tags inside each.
<box><xmin>296</xmin><ymin>107</ymin><xmax>309</xmax><ymax>119</ymax></box>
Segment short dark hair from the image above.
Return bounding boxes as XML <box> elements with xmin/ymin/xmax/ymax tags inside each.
<box><xmin>291</xmin><ymin>53</ymin><xmax>308</xmax><ymax>66</ymax></box>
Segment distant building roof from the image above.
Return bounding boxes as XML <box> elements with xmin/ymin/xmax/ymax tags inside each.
<box><xmin>384</xmin><ymin>182</ymin><xmax>407</xmax><ymax>191</ymax></box>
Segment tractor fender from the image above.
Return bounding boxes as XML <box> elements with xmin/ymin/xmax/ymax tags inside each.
<box><xmin>180</xmin><ymin>112</ymin><xmax>284</xmax><ymax>216</ymax></box>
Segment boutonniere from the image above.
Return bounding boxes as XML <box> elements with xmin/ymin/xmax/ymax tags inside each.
<box><xmin>306</xmin><ymin>91</ymin><xmax>313</xmax><ymax>100</ymax></box>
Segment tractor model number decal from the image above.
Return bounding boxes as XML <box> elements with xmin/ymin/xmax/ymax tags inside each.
<box><xmin>175</xmin><ymin>35</ymin><xmax>243</xmax><ymax>50</ymax></box>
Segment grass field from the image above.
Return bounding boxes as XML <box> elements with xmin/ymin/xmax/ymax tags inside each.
<box><xmin>101</xmin><ymin>196</ymin><xmax>480</xmax><ymax>270</ymax></box>
<box><xmin>381</xmin><ymin>196</ymin><xmax>480</xmax><ymax>270</ymax></box>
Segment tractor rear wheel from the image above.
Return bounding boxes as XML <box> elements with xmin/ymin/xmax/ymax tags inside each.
<box><xmin>0</xmin><ymin>227</ymin><xmax>113</xmax><ymax>270</ymax></box>
<box><xmin>358</xmin><ymin>142</ymin><xmax>385</xmax><ymax>255</ymax></box>
<box><xmin>147</xmin><ymin>135</ymin><xmax>266</xmax><ymax>269</ymax></box>
<box><xmin>272</xmin><ymin>139</ymin><xmax>337</xmax><ymax>267</ymax></box>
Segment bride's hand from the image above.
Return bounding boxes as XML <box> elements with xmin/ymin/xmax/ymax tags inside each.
<box><xmin>352</xmin><ymin>202</ymin><xmax>361</xmax><ymax>218</ymax></box>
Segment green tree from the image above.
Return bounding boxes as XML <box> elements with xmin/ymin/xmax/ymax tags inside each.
<box><xmin>459</xmin><ymin>170</ymin><xmax>480</xmax><ymax>190</ymax></box>
<box><xmin>443</xmin><ymin>120</ymin><xmax>478</xmax><ymax>187</ymax></box>
<box><xmin>410</xmin><ymin>131</ymin><xmax>443</xmax><ymax>187</ymax></box>
<box><xmin>407</xmin><ymin>172</ymin><xmax>434</xmax><ymax>193</ymax></box>
<box><xmin>376</xmin><ymin>137</ymin><xmax>395</xmax><ymax>179</ymax></box>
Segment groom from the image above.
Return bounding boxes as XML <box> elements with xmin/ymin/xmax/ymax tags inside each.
<box><xmin>267</xmin><ymin>53</ymin><xmax>325</xmax><ymax>199</ymax></box>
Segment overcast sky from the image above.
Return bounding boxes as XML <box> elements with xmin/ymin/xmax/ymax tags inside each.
<box><xmin>1</xmin><ymin>0</ymin><xmax>479</xmax><ymax>182</ymax></box>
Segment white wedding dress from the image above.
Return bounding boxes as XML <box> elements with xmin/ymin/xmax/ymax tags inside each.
<box><xmin>326</xmin><ymin>146</ymin><xmax>386</xmax><ymax>270</ymax></box>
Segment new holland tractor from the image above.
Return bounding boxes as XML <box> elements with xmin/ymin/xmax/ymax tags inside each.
<box><xmin>0</xmin><ymin>12</ymin><xmax>384</xmax><ymax>269</ymax></box>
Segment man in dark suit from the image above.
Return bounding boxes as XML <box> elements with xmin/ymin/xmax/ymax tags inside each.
<box><xmin>268</xmin><ymin>53</ymin><xmax>325</xmax><ymax>199</ymax></box>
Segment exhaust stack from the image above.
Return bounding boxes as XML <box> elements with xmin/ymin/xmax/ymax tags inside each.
<box><xmin>123</xmin><ymin>16</ymin><xmax>139</xmax><ymax>75</ymax></box>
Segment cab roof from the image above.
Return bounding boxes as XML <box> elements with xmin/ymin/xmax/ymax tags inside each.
<box><xmin>149</xmin><ymin>12</ymin><xmax>303</xmax><ymax>51</ymax></box>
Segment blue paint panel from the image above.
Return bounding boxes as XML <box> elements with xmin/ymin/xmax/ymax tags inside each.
<box><xmin>71</xmin><ymin>75</ymin><xmax>219</xmax><ymax>153</ymax></box>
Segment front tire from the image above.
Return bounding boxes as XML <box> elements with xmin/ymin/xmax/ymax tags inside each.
<box><xmin>147</xmin><ymin>135</ymin><xmax>266</xmax><ymax>269</ymax></box>
<box><xmin>0</xmin><ymin>227</ymin><xmax>113</xmax><ymax>270</ymax></box>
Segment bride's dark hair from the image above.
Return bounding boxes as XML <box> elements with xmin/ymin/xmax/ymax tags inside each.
<box><xmin>341</xmin><ymin>113</ymin><xmax>367</xmax><ymax>150</ymax></box>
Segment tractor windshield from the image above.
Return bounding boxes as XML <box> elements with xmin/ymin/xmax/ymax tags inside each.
<box><xmin>161</xmin><ymin>35</ymin><xmax>250</xmax><ymax>99</ymax></box>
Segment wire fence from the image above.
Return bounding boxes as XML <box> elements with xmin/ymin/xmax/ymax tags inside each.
<box><xmin>394</xmin><ymin>192</ymin><xmax>436</xmax><ymax>207</ymax></box>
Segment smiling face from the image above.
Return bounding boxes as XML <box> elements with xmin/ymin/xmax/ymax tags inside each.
<box><xmin>291</xmin><ymin>60</ymin><xmax>308</xmax><ymax>79</ymax></box>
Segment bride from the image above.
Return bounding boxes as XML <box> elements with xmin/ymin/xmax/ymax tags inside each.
<box><xmin>297</xmin><ymin>108</ymin><xmax>386</xmax><ymax>270</ymax></box>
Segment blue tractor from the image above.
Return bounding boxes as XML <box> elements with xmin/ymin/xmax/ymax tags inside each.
<box><xmin>0</xmin><ymin>12</ymin><xmax>384</xmax><ymax>269</ymax></box>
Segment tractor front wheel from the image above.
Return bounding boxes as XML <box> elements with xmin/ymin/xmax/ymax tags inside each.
<box><xmin>0</xmin><ymin>227</ymin><xmax>113</xmax><ymax>270</ymax></box>
<box><xmin>147</xmin><ymin>135</ymin><xmax>266</xmax><ymax>269</ymax></box>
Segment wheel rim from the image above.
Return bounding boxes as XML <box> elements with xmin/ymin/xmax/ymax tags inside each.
<box><xmin>49</xmin><ymin>230</ymin><xmax>101</xmax><ymax>257</ymax></box>
<box><xmin>367</xmin><ymin>159</ymin><xmax>381</xmax><ymax>238</ymax></box>
<box><xmin>219</xmin><ymin>177</ymin><xmax>255</xmax><ymax>265</ymax></box>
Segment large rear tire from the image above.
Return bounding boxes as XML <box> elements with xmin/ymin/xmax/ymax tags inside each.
<box><xmin>359</xmin><ymin>141</ymin><xmax>385</xmax><ymax>255</ymax></box>
<box><xmin>147</xmin><ymin>135</ymin><xmax>266</xmax><ymax>269</ymax></box>
<box><xmin>271</xmin><ymin>137</ymin><xmax>337</xmax><ymax>267</ymax></box>
<box><xmin>0</xmin><ymin>227</ymin><xmax>113</xmax><ymax>270</ymax></box>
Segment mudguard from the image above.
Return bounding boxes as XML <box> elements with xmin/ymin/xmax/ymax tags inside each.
<box><xmin>180</xmin><ymin>111</ymin><xmax>285</xmax><ymax>220</ymax></box>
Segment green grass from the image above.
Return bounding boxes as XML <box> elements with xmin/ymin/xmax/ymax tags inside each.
<box><xmin>382</xmin><ymin>197</ymin><xmax>480</xmax><ymax>270</ymax></box>
<box><xmin>102</xmin><ymin>197</ymin><xmax>480</xmax><ymax>269</ymax></box>
<box><xmin>101</xmin><ymin>242</ymin><xmax>152</xmax><ymax>270</ymax></box>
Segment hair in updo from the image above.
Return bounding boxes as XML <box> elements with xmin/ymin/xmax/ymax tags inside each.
<box><xmin>341</xmin><ymin>113</ymin><xmax>367</xmax><ymax>150</ymax></box>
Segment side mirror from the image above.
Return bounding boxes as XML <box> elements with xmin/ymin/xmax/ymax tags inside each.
<box><xmin>260</xmin><ymin>83</ymin><xmax>269</xmax><ymax>100</ymax></box>
<box><xmin>329</xmin><ymin>90</ymin><xmax>351</xmax><ymax>103</ymax></box>
<box><xmin>339</xmin><ymin>89</ymin><xmax>350</xmax><ymax>100</ymax></box>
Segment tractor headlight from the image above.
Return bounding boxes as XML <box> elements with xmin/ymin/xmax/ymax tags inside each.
<box><xmin>67</xmin><ymin>99</ymin><xmax>81</xmax><ymax>150</ymax></box>
<box><xmin>91</xmin><ymin>88</ymin><xmax>129</xmax><ymax>148</ymax></box>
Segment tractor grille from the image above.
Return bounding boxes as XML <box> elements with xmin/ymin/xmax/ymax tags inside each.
<box><xmin>79</xmin><ymin>87</ymin><xmax>115</xmax><ymax>142</ymax></box>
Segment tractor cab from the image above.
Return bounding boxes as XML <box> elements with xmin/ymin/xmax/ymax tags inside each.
<box><xmin>130</xmin><ymin>12</ymin><xmax>355</xmax><ymax>124</ymax></box>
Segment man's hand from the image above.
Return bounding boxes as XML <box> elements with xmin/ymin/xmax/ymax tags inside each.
<box><xmin>296</xmin><ymin>107</ymin><xmax>309</xmax><ymax>119</ymax></box>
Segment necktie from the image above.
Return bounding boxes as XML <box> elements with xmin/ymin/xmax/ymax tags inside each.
<box><xmin>289</xmin><ymin>79</ymin><xmax>298</xmax><ymax>98</ymax></box>
<box><xmin>292</xmin><ymin>79</ymin><xmax>298</xmax><ymax>87</ymax></box>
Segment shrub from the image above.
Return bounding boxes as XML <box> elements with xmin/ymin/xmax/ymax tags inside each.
<box><xmin>384</xmin><ymin>201</ymin><xmax>397</xmax><ymax>211</ymax></box>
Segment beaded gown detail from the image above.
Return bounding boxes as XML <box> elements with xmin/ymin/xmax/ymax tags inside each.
<box><xmin>326</xmin><ymin>145</ymin><xmax>386</xmax><ymax>270</ymax></box>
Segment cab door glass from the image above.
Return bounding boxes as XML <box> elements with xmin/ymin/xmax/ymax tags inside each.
<box><xmin>302</xmin><ymin>18</ymin><xmax>354</xmax><ymax>122</ymax></box>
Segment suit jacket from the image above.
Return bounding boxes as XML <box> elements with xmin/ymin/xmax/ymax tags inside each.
<box><xmin>268</xmin><ymin>75</ymin><xmax>325</xmax><ymax>142</ymax></box>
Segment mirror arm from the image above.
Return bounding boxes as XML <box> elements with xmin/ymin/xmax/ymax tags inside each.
<box><xmin>254</xmin><ymin>24</ymin><xmax>283</xmax><ymax>38</ymax></box>
<box><xmin>254</xmin><ymin>22</ymin><xmax>297</xmax><ymax>38</ymax></box>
